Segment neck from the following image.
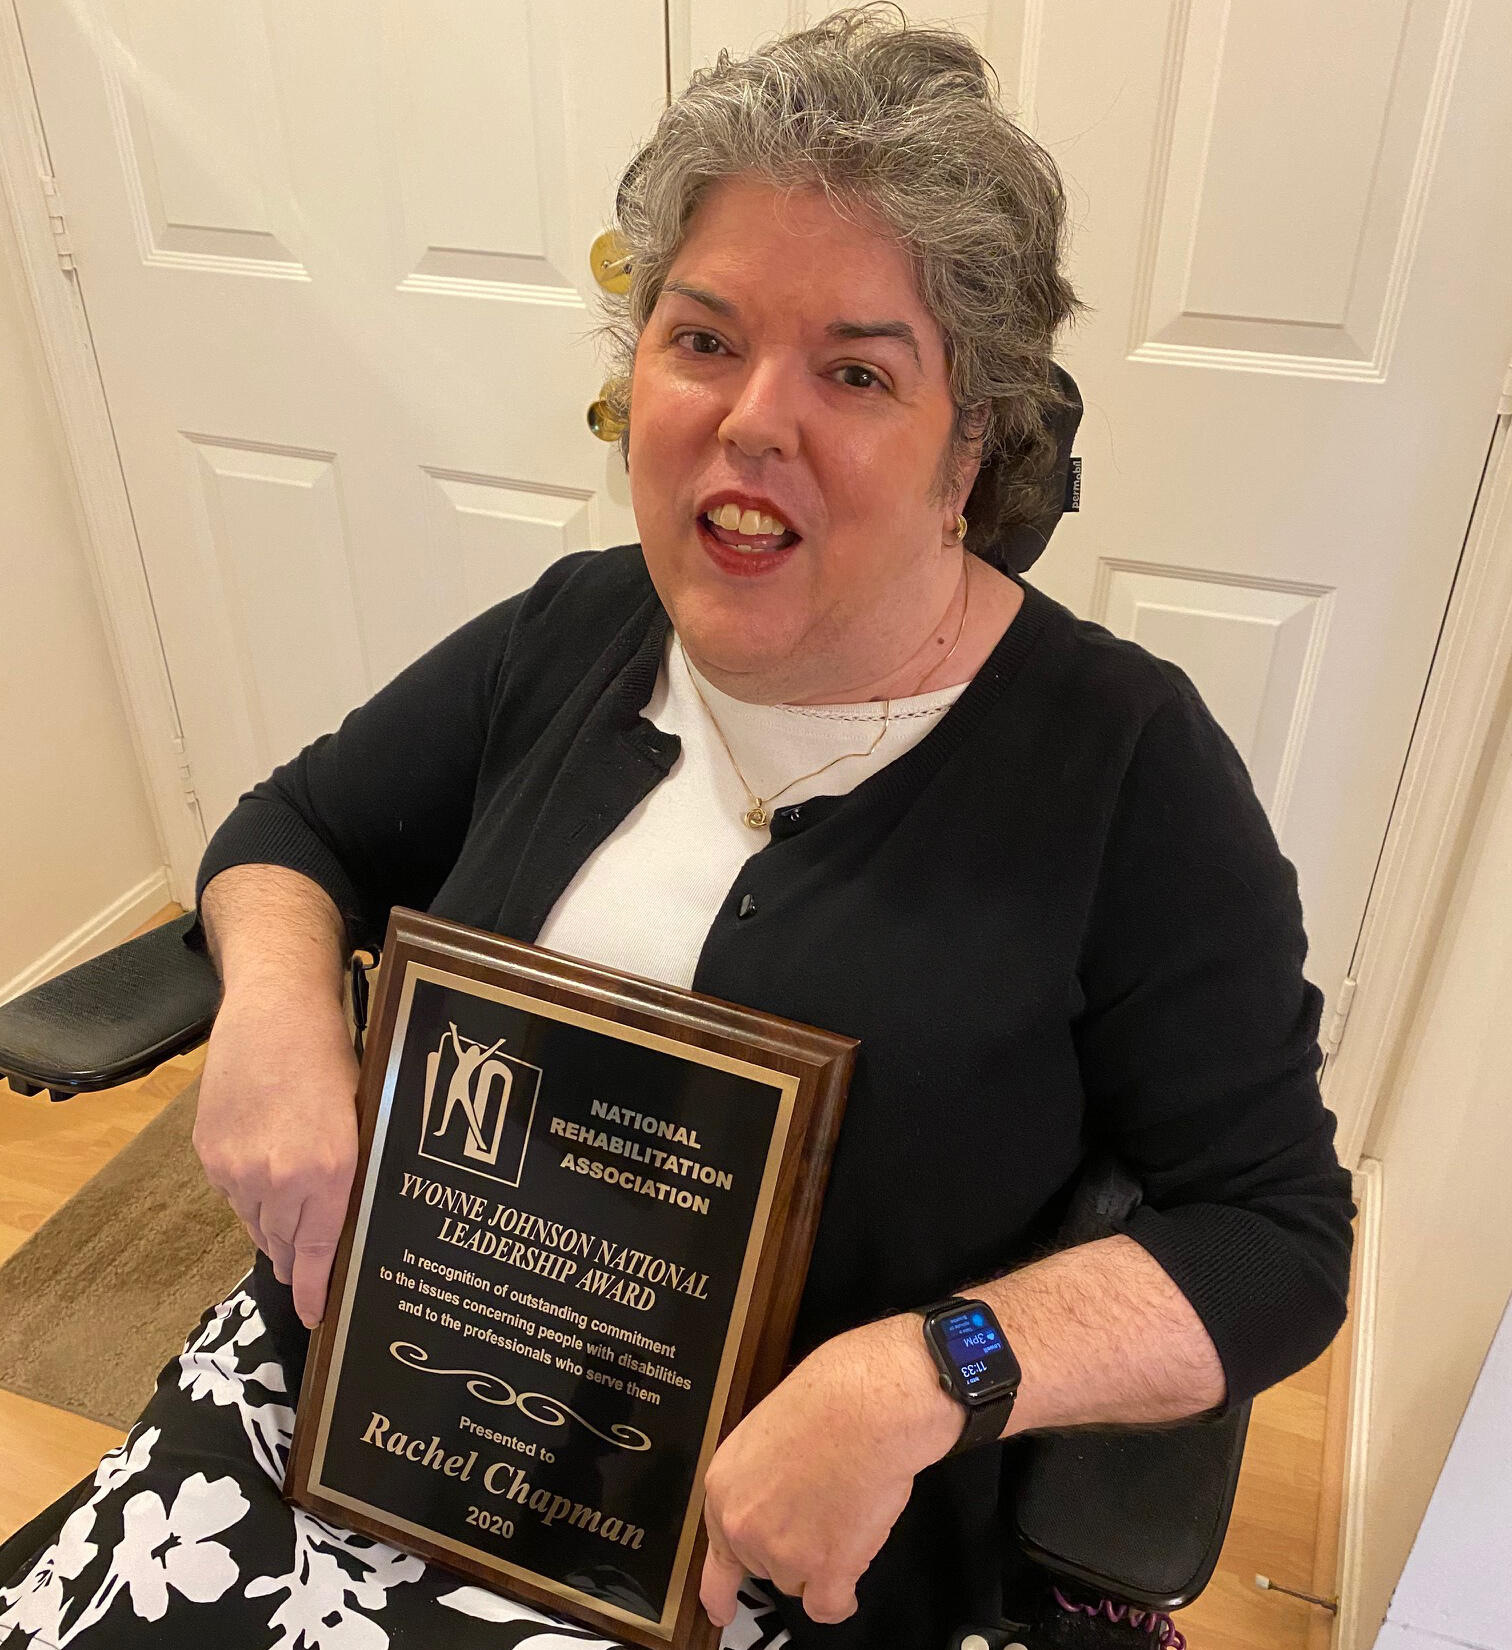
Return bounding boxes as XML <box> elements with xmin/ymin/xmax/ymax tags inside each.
<box><xmin>684</xmin><ymin>554</ymin><xmax>1024</xmax><ymax>707</ymax></box>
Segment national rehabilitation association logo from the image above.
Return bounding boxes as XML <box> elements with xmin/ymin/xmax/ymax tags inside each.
<box><xmin>418</xmin><ymin>1021</ymin><xmax>541</xmax><ymax>1187</ymax></box>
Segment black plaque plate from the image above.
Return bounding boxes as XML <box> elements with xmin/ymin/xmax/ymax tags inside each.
<box><xmin>286</xmin><ymin>908</ymin><xmax>855</xmax><ymax>1649</ymax></box>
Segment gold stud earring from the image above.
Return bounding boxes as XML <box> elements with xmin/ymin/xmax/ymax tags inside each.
<box><xmin>954</xmin><ymin>514</ymin><xmax>968</xmax><ymax>543</ymax></box>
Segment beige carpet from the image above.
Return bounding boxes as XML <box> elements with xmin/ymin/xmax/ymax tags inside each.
<box><xmin>0</xmin><ymin>1078</ymin><xmax>253</xmax><ymax>1430</ymax></box>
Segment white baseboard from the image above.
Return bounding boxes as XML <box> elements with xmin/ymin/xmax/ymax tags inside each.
<box><xmin>0</xmin><ymin>868</ymin><xmax>174</xmax><ymax>1006</ymax></box>
<box><xmin>1336</xmin><ymin>1156</ymin><xmax>1384</xmax><ymax>1650</ymax></box>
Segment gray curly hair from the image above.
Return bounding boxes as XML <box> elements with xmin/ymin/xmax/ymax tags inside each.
<box><xmin>597</xmin><ymin>4</ymin><xmax>1083</xmax><ymax>565</ymax></box>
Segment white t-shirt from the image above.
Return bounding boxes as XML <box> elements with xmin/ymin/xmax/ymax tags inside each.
<box><xmin>536</xmin><ymin>636</ymin><xmax>965</xmax><ymax>989</ymax></box>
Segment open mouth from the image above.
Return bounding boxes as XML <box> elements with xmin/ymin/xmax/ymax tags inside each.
<box><xmin>698</xmin><ymin>502</ymin><xmax>800</xmax><ymax>555</ymax></box>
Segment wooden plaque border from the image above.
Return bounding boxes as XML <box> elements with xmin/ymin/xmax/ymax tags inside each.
<box><xmin>285</xmin><ymin>907</ymin><xmax>856</xmax><ymax>1650</ymax></box>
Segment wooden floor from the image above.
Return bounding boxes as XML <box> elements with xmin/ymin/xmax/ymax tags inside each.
<box><xmin>0</xmin><ymin>912</ymin><xmax>1348</xmax><ymax>1647</ymax></box>
<box><xmin>0</xmin><ymin>903</ymin><xmax>207</xmax><ymax>1541</ymax></box>
<box><xmin>1177</xmin><ymin>1329</ymin><xmax>1348</xmax><ymax>1650</ymax></box>
<box><xmin>0</xmin><ymin>1049</ymin><xmax>205</xmax><ymax>1541</ymax></box>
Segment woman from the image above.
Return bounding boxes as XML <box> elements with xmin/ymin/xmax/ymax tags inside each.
<box><xmin>0</xmin><ymin>10</ymin><xmax>1352</xmax><ymax>1648</ymax></box>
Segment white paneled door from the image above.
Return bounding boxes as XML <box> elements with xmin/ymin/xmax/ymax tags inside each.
<box><xmin>17</xmin><ymin>1</ymin><xmax>1512</xmax><ymax>1152</ymax></box>
<box><xmin>1006</xmin><ymin>0</ymin><xmax>1512</xmax><ymax>1102</ymax></box>
<box><xmin>16</xmin><ymin>0</ymin><xmax>665</xmax><ymax>841</ymax></box>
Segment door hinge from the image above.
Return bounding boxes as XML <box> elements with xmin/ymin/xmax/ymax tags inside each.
<box><xmin>169</xmin><ymin>734</ymin><xmax>204</xmax><ymax>827</ymax></box>
<box><xmin>39</xmin><ymin>171</ymin><xmax>74</xmax><ymax>271</ymax></box>
<box><xmin>1322</xmin><ymin>975</ymin><xmax>1359</xmax><ymax>1061</ymax></box>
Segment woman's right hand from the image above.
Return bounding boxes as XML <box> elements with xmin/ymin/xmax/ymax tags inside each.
<box><xmin>192</xmin><ymin>982</ymin><xmax>360</xmax><ymax>1330</ymax></box>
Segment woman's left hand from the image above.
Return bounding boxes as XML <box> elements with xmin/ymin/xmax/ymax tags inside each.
<box><xmin>699</xmin><ymin>1315</ymin><xmax>962</xmax><ymax>1626</ymax></box>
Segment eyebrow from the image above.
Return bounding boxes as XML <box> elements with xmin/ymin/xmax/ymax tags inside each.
<box><xmin>661</xmin><ymin>280</ymin><xmax>922</xmax><ymax>369</ymax></box>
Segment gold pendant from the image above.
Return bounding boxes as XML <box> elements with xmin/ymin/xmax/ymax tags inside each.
<box><xmin>743</xmin><ymin>805</ymin><xmax>770</xmax><ymax>829</ymax></box>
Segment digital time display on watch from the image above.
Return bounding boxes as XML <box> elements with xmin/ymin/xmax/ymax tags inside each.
<box><xmin>925</xmin><ymin>1302</ymin><xmax>1020</xmax><ymax>1402</ymax></box>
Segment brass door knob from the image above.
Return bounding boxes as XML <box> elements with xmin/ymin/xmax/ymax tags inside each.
<box><xmin>587</xmin><ymin>385</ymin><xmax>627</xmax><ymax>443</ymax></box>
<box><xmin>589</xmin><ymin>228</ymin><xmax>632</xmax><ymax>294</ymax></box>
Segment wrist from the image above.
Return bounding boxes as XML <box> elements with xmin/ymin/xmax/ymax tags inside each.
<box><xmin>217</xmin><ymin>968</ymin><xmax>349</xmax><ymax>1022</ymax></box>
<box><xmin>861</xmin><ymin>1313</ymin><xmax>969</xmax><ymax>1470</ymax></box>
<box><xmin>208</xmin><ymin>976</ymin><xmax>358</xmax><ymax>1080</ymax></box>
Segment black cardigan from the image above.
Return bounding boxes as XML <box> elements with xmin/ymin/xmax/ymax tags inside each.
<box><xmin>199</xmin><ymin>544</ymin><xmax>1353</xmax><ymax>1646</ymax></box>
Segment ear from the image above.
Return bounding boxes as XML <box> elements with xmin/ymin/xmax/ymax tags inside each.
<box><xmin>947</xmin><ymin>406</ymin><xmax>989</xmax><ymax>514</ymax></box>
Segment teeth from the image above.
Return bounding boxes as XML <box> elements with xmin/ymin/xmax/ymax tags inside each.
<box><xmin>708</xmin><ymin>502</ymin><xmax>789</xmax><ymax>536</ymax></box>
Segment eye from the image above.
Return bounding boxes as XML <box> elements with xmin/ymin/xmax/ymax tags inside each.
<box><xmin>674</xmin><ymin>329</ymin><xmax>727</xmax><ymax>357</ymax></box>
<box><xmin>835</xmin><ymin>363</ymin><xmax>888</xmax><ymax>392</ymax></box>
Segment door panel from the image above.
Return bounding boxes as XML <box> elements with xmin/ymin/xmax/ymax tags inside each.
<box><xmin>18</xmin><ymin>0</ymin><xmax>664</xmax><ymax>836</ymax></box>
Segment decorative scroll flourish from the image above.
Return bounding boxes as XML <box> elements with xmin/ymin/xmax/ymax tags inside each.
<box><xmin>388</xmin><ymin>1342</ymin><xmax>652</xmax><ymax>1452</ymax></box>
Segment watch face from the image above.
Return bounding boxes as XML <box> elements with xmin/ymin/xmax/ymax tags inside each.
<box><xmin>930</xmin><ymin>1303</ymin><xmax>1020</xmax><ymax>1403</ymax></box>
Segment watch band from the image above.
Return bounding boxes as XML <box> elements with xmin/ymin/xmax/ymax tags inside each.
<box><xmin>951</xmin><ymin>1393</ymin><xmax>1014</xmax><ymax>1454</ymax></box>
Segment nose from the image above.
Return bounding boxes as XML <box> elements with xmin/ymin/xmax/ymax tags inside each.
<box><xmin>717</xmin><ymin>353</ymin><xmax>801</xmax><ymax>462</ymax></box>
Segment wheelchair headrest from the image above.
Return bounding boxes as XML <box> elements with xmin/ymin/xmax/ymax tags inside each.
<box><xmin>979</xmin><ymin>362</ymin><xmax>1083</xmax><ymax>577</ymax></box>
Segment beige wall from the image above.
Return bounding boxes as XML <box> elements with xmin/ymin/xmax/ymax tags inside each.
<box><xmin>0</xmin><ymin>177</ymin><xmax>163</xmax><ymax>998</ymax></box>
<box><xmin>1355</xmin><ymin>636</ymin><xmax>1512</xmax><ymax>1640</ymax></box>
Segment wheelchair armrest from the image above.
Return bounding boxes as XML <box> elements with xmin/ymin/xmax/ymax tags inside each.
<box><xmin>0</xmin><ymin>913</ymin><xmax>219</xmax><ymax>1100</ymax></box>
<box><xmin>1005</xmin><ymin>1153</ymin><xmax>1249</xmax><ymax>1610</ymax></box>
<box><xmin>1011</xmin><ymin>1402</ymin><xmax>1250</xmax><ymax>1612</ymax></box>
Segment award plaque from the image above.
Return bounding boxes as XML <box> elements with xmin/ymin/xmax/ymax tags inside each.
<box><xmin>285</xmin><ymin>908</ymin><xmax>856</xmax><ymax>1649</ymax></box>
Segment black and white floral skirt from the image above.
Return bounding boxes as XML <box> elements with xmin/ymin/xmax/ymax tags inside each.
<box><xmin>0</xmin><ymin>1263</ymin><xmax>788</xmax><ymax>1649</ymax></box>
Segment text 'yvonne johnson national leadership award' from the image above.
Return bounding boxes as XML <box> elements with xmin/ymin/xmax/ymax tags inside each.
<box><xmin>284</xmin><ymin>908</ymin><xmax>855</xmax><ymax>1650</ymax></box>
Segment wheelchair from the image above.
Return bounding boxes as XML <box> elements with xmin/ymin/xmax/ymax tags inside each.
<box><xmin>0</xmin><ymin>912</ymin><xmax>1248</xmax><ymax>1650</ymax></box>
<box><xmin>0</xmin><ymin>366</ymin><xmax>1248</xmax><ymax>1645</ymax></box>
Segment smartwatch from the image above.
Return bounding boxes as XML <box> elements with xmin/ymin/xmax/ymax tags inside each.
<box><xmin>921</xmin><ymin>1296</ymin><xmax>1021</xmax><ymax>1455</ymax></box>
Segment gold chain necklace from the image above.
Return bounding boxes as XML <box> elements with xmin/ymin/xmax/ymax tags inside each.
<box><xmin>681</xmin><ymin>559</ymin><xmax>971</xmax><ymax>830</ymax></box>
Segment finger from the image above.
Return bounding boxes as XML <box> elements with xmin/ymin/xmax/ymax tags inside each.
<box><xmin>760</xmin><ymin>1550</ymin><xmax>823</xmax><ymax>1601</ymax></box>
<box><xmin>222</xmin><ymin>1189</ymin><xmax>270</xmax><ymax>1260</ymax></box>
<box><xmin>261</xmin><ymin>1193</ymin><xmax>306</xmax><ymax>1291</ymax></box>
<box><xmin>800</xmin><ymin>1578</ymin><xmax>859</xmax><ymax>1625</ymax></box>
<box><xmin>265</xmin><ymin>1231</ymin><xmax>297</xmax><ymax>1287</ymax></box>
<box><xmin>290</xmin><ymin>1238</ymin><xmax>339</xmax><ymax>1329</ymax></box>
<box><xmin>291</xmin><ymin>1198</ymin><xmax>347</xmax><ymax>1328</ymax></box>
<box><xmin>699</xmin><ymin>1532</ymin><xmax>745</xmax><ymax>1628</ymax></box>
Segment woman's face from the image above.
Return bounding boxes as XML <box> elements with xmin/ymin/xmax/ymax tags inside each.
<box><xmin>628</xmin><ymin>174</ymin><xmax>974</xmax><ymax>702</ymax></box>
